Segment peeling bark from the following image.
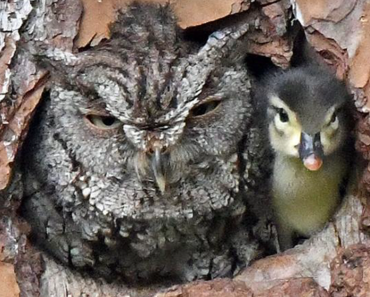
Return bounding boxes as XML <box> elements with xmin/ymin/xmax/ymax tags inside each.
<box><xmin>156</xmin><ymin>277</ymin><xmax>329</xmax><ymax>297</ymax></box>
<box><xmin>330</xmin><ymin>244</ymin><xmax>370</xmax><ymax>297</ymax></box>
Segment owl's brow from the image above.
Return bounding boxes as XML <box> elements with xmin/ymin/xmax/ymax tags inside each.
<box><xmin>79</xmin><ymin>68</ymin><xmax>136</xmax><ymax>105</ymax></box>
<box><xmin>78</xmin><ymin>105</ymin><xmax>111</xmax><ymax>116</ymax></box>
<box><xmin>80</xmin><ymin>63</ymin><xmax>129</xmax><ymax>78</ymax></box>
<box><xmin>80</xmin><ymin>66</ymin><xmax>130</xmax><ymax>94</ymax></box>
<box><xmin>103</xmin><ymin>74</ymin><xmax>133</xmax><ymax>105</ymax></box>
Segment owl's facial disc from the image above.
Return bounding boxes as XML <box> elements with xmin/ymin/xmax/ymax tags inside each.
<box><xmin>81</xmin><ymin>108</ymin><xmax>170</xmax><ymax>191</ymax></box>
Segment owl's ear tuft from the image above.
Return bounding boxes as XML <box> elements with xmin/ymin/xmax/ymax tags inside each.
<box><xmin>32</xmin><ymin>47</ymin><xmax>83</xmax><ymax>84</ymax></box>
<box><xmin>34</xmin><ymin>47</ymin><xmax>80</xmax><ymax>68</ymax></box>
<box><xmin>196</xmin><ymin>22</ymin><xmax>249</xmax><ymax>67</ymax></box>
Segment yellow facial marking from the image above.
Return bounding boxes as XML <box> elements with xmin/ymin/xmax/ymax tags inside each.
<box><xmin>321</xmin><ymin>105</ymin><xmax>341</xmax><ymax>155</ymax></box>
<box><xmin>268</xmin><ymin>95</ymin><xmax>301</xmax><ymax>157</ymax></box>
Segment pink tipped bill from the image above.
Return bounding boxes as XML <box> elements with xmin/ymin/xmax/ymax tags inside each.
<box><xmin>303</xmin><ymin>154</ymin><xmax>323</xmax><ymax>171</ymax></box>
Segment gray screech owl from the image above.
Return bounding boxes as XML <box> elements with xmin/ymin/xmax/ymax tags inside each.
<box><xmin>21</xmin><ymin>4</ymin><xmax>264</xmax><ymax>283</ymax></box>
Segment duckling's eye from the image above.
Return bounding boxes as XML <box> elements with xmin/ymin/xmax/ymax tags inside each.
<box><xmin>190</xmin><ymin>99</ymin><xmax>221</xmax><ymax>118</ymax></box>
<box><xmin>329</xmin><ymin>111</ymin><xmax>339</xmax><ymax>129</ymax></box>
<box><xmin>330</xmin><ymin>112</ymin><xmax>337</xmax><ymax>123</ymax></box>
<box><xmin>85</xmin><ymin>114</ymin><xmax>122</xmax><ymax>130</ymax></box>
<box><xmin>278</xmin><ymin>108</ymin><xmax>289</xmax><ymax>123</ymax></box>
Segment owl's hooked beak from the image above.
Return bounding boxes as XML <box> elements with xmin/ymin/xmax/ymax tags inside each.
<box><xmin>151</xmin><ymin>147</ymin><xmax>167</xmax><ymax>193</ymax></box>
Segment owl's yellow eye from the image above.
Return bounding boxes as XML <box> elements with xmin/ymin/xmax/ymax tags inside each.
<box><xmin>85</xmin><ymin>114</ymin><xmax>122</xmax><ymax>130</ymax></box>
<box><xmin>190</xmin><ymin>99</ymin><xmax>221</xmax><ymax>118</ymax></box>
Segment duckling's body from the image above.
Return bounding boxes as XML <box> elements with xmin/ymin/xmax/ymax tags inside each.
<box><xmin>259</xmin><ymin>66</ymin><xmax>353</xmax><ymax>251</ymax></box>
<box><xmin>273</xmin><ymin>149</ymin><xmax>349</xmax><ymax>249</ymax></box>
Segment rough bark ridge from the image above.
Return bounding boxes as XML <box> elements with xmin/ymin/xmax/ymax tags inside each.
<box><xmin>0</xmin><ymin>0</ymin><xmax>369</xmax><ymax>296</ymax></box>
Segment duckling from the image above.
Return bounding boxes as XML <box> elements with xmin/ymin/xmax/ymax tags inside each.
<box><xmin>259</xmin><ymin>66</ymin><xmax>354</xmax><ymax>251</ymax></box>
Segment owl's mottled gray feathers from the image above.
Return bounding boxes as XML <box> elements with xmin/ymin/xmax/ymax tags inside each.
<box><xmin>21</xmin><ymin>3</ymin><xmax>263</xmax><ymax>283</ymax></box>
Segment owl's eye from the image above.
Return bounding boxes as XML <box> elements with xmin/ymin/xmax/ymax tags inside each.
<box><xmin>190</xmin><ymin>99</ymin><xmax>221</xmax><ymax>118</ymax></box>
<box><xmin>85</xmin><ymin>114</ymin><xmax>122</xmax><ymax>130</ymax></box>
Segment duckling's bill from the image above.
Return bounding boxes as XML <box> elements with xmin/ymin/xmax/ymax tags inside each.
<box><xmin>299</xmin><ymin>132</ymin><xmax>324</xmax><ymax>171</ymax></box>
<box><xmin>303</xmin><ymin>154</ymin><xmax>323</xmax><ymax>171</ymax></box>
